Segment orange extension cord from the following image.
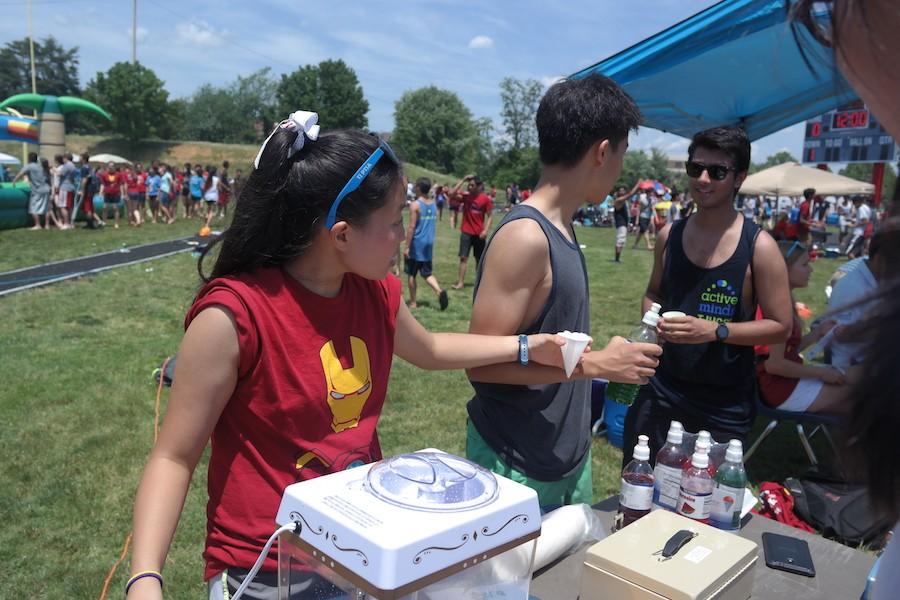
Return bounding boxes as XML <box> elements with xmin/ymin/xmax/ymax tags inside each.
<box><xmin>98</xmin><ymin>357</ymin><xmax>169</xmax><ymax>600</ymax></box>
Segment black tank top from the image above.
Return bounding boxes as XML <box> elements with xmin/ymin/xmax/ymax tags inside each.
<box><xmin>653</xmin><ymin>215</ymin><xmax>761</xmax><ymax>433</ymax></box>
<box><xmin>467</xmin><ymin>205</ymin><xmax>591</xmax><ymax>481</ymax></box>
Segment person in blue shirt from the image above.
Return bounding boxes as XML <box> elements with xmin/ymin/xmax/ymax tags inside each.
<box><xmin>403</xmin><ymin>177</ymin><xmax>448</xmax><ymax>310</ymax></box>
<box><xmin>189</xmin><ymin>165</ymin><xmax>204</xmax><ymax>215</ymax></box>
<box><xmin>146</xmin><ymin>168</ymin><xmax>162</xmax><ymax>224</ymax></box>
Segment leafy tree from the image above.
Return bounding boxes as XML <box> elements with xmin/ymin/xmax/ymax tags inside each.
<box><xmin>617</xmin><ymin>150</ymin><xmax>651</xmax><ymax>187</ymax></box>
<box><xmin>648</xmin><ymin>147</ymin><xmax>672</xmax><ymax>185</ymax></box>
<box><xmin>156</xmin><ymin>98</ymin><xmax>188</xmax><ymax>141</ymax></box>
<box><xmin>491</xmin><ymin>147</ymin><xmax>541</xmax><ymax>190</ymax></box>
<box><xmin>840</xmin><ymin>162</ymin><xmax>897</xmax><ymax>202</ymax></box>
<box><xmin>392</xmin><ymin>86</ymin><xmax>479</xmax><ymax>175</ymax></box>
<box><xmin>231</xmin><ymin>68</ymin><xmax>278</xmax><ymax>136</ymax></box>
<box><xmin>82</xmin><ymin>62</ymin><xmax>169</xmax><ymax>141</ymax></box>
<box><xmin>0</xmin><ymin>36</ymin><xmax>80</xmax><ymax>100</ymax></box>
<box><xmin>182</xmin><ymin>84</ymin><xmax>250</xmax><ymax>143</ymax></box>
<box><xmin>277</xmin><ymin>60</ymin><xmax>368</xmax><ymax>130</ymax></box>
<box><xmin>498</xmin><ymin>77</ymin><xmax>542</xmax><ymax>151</ymax></box>
<box><xmin>749</xmin><ymin>150</ymin><xmax>798</xmax><ymax>174</ymax></box>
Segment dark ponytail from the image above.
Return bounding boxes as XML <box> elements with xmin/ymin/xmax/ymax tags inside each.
<box><xmin>199</xmin><ymin>128</ymin><xmax>403</xmax><ymax>282</ymax></box>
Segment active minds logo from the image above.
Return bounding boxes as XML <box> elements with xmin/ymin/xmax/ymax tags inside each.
<box><xmin>697</xmin><ymin>279</ymin><xmax>738</xmax><ymax>323</ymax></box>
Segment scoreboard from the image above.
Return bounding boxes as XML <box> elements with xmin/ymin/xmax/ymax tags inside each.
<box><xmin>803</xmin><ymin>102</ymin><xmax>896</xmax><ymax>164</ymax></box>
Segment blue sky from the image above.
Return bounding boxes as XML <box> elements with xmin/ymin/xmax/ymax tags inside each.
<box><xmin>1</xmin><ymin>0</ymin><xmax>806</xmax><ymax>161</ymax></box>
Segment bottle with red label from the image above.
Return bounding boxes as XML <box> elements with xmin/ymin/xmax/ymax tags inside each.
<box><xmin>617</xmin><ymin>434</ymin><xmax>654</xmax><ymax>528</ymax></box>
<box><xmin>677</xmin><ymin>443</ymin><xmax>714</xmax><ymax>524</ymax></box>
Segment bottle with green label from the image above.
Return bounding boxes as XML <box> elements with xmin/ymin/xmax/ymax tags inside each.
<box><xmin>606</xmin><ymin>303</ymin><xmax>661</xmax><ymax>406</ymax></box>
<box><xmin>710</xmin><ymin>440</ymin><xmax>747</xmax><ymax>531</ymax></box>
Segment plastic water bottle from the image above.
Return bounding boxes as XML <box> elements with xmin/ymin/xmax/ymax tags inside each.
<box><xmin>710</xmin><ymin>440</ymin><xmax>747</xmax><ymax>531</ymax></box>
<box><xmin>617</xmin><ymin>435</ymin><xmax>654</xmax><ymax>527</ymax></box>
<box><xmin>696</xmin><ymin>430</ymin><xmax>718</xmax><ymax>476</ymax></box>
<box><xmin>677</xmin><ymin>445</ymin><xmax>713</xmax><ymax>524</ymax></box>
<box><xmin>606</xmin><ymin>303</ymin><xmax>662</xmax><ymax>406</ymax></box>
<box><xmin>653</xmin><ymin>421</ymin><xmax>689</xmax><ymax>511</ymax></box>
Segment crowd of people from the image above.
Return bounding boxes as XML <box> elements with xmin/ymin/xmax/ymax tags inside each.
<box><xmin>11</xmin><ymin>154</ymin><xmax>245</xmax><ymax>233</ymax></box>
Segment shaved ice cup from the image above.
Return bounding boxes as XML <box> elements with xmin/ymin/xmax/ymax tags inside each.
<box><xmin>558</xmin><ymin>330</ymin><xmax>591</xmax><ymax>378</ymax></box>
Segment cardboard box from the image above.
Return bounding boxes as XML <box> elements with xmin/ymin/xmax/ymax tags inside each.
<box><xmin>581</xmin><ymin>510</ymin><xmax>757</xmax><ymax>600</ymax></box>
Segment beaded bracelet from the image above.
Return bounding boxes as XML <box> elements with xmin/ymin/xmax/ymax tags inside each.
<box><xmin>125</xmin><ymin>571</ymin><xmax>163</xmax><ymax>595</ymax></box>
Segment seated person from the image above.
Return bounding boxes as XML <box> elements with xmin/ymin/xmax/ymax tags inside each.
<box><xmin>756</xmin><ymin>240</ymin><xmax>859</xmax><ymax>413</ymax></box>
<box><xmin>770</xmin><ymin>211</ymin><xmax>796</xmax><ymax>240</ymax></box>
<box><xmin>827</xmin><ymin>232</ymin><xmax>888</xmax><ymax>368</ymax></box>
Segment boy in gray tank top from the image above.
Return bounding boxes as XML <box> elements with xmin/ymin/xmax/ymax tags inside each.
<box><xmin>466</xmin><ymin>74</ymin><xmax>663</xmax><ymax>512</ymax></box>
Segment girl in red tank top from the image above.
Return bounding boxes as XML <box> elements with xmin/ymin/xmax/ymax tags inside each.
<box><xmin>126</xmin><ymin>112</ymin><xmax>579</xmax><ymax>600</ymax></box>
<box><xmin>755</xmin><ymin>240</ymin><xmax>859</xmax><ymax>413</ymax></box>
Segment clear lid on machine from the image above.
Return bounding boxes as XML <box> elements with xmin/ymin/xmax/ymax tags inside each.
<box><xmin>365</xmin><ymin>452</ymin><xmax>499</xmax><ymax>512</ymax></box>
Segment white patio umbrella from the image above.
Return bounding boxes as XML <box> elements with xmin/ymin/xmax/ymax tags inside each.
<box><xmin>88</xmin><ymin>153</ymin><xmax>132</xmax><ymax>166</ymax></box>
<box><xmin>0</xmin><ymin>152</ymin><xmax>22</xmax><ymax>165</ymax></box>
<box><xmin>741</xmin><ymin>162</ymin><xmax>874</xmax><ymax>197</ymax></box>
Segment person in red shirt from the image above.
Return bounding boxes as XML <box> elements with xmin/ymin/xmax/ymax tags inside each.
<box><xmin>771</xmin><ymin>211</ymin><xmax>798</xmax><ymax>240</ymax></box>
<box><xmin>796</xmin><ymin>187</ymin><xmax>815</xmax><ymax>244</ymax></box>
<box><xmin>755</xmin><ymin>240</ymin><xmax>859</xmax><ymax>412</ymax></box>
<box><xmin>126</xmin><ymin>118</ymin><xmax>576</xmax><ymax>600</ymax></box>
<box><xmin>449</xmin><ymin>174</ymin><xmax>493</xmax><ymax>289</ymax></box>
<box><xmin>100</xmin><ymin>162</ymin><xmax>125</xmax><ymax>229</ymax></box>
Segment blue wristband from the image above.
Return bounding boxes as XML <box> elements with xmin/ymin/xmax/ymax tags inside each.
<box><xmin>518</xmin><ymin>334</ymin><xmax>529</xmax><ymax>365</ymax></box>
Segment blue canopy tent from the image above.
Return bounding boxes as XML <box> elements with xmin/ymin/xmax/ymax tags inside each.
<box><xmin>572</xmin><ymin>0</ymin><xmax>858</xmax><ymax>141</ymax></box>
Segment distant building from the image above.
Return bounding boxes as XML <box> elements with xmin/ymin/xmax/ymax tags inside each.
<box><xmin>667</xmin><ymin>154</ymin><xmax>687</xmax><ymax>175</ymax></box>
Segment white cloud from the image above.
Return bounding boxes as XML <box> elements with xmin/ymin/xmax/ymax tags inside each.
<box><xmin>176</xmin><ymin>21</ymin><xmax>226</xmax><ymax>47</ymax></box>
<box><xmin>468</xmin><ymin>35</ymin><xmax>494</xmax><ymax>49</ymax></box>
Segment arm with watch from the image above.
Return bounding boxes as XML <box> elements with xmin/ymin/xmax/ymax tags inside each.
<box><xmin>652</xmin><ymin>231</ymin><xmax>793</xmax><ymax>346</ymax></box>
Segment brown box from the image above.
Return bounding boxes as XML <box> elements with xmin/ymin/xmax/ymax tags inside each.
<box><xmin>581</xmin><ymin>510</ymin><xmax>757</xmax><ymax>600</ymax></box>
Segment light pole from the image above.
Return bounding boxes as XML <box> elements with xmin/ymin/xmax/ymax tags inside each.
<box><xmin>132</xmin><ymin>0</ymin><xmax>137</xmax><ymax>63</ymax></box>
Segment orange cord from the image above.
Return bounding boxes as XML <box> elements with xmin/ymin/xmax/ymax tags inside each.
<box><xmin>98</xmin><ymin>357</ymin><xmax>170</xmax><ymax>600</ymax></box>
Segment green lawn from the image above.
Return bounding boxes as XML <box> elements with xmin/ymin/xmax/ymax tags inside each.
<box><xmin>0</xmin><ymin>213</ymin><xmax>839</xmax><ymax>598</ymax></box>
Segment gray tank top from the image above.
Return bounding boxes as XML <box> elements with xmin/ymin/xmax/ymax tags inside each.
<box><xmin>467</xmin><ymin>205</ymin><xmax>591</xmax><ymax>480</ymax></box>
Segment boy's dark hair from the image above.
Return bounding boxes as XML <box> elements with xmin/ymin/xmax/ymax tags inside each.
<box><xmin>687</xmin><ymin>126</ymin><xmax>751</xmax><ymax>173</ymax></box>
<box><xmin>200</xmin><ymin>129</ymin><xmax>403</xmax><ymax>281</ymax></box>
<box><xmin>803</xmin><ymin>187</ymin><xmax>816</xmax><ymax>199</ymax></box>
<box><xmin>416</xmin><ymin>177</ymin><xmax>431</xmax><ymax>195</ymax></box>
<box><xmin>536</xmin><ymin>74</ymin><xmax>641</xmax><ymax>167</ymax></box>
<box><xmin>28</xmin><ymin>152</ymin><xmax>37</xmax><ymax>163</ymax></box>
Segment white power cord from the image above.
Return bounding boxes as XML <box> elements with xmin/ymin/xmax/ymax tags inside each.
<box><xmin>231</xmin><ymin>522</ymin><xmax>299</xmax><ymax>600</ymax></box>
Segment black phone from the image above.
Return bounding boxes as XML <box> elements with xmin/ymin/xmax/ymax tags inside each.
<box><xmin>762</xmin><ymin>532</ymin><xmax>816</xmax><ymax>577</ymax></box>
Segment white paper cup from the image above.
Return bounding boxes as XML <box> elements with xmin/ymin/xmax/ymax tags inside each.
<box><xmin>662</xmin><ymin>311</ymin><xmax>686</xmax><ymax>320</ymax></box>
<box><xmin>558</xmin><ymin>330</ymin><xmax>591</xmax><ymax>377</ymax></box>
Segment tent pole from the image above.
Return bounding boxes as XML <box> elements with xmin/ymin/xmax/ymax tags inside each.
<box><xmin>872</xmin><ymin>163</ymin><xmax>885</xmax><ymax>207</ymax></box>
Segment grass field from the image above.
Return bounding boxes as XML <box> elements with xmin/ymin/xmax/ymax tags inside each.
<box><xmin>0</xmin><ymin>210</ymin><xmax>839</xmax><ymax>598</ymax></box>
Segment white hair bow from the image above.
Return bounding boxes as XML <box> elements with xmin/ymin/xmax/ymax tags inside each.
<box><xmin>253</xmin><ymin>110</ymin><xmax>321</xmax><ymax>169</ymax></box>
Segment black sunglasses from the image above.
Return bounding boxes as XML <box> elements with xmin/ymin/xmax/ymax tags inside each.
<box><xmin>685</xmin><ymin>161</ymin><xmax>736</xmax><ymax>181</ymax></box>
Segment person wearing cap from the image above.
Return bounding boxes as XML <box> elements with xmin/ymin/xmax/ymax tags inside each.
<box><xmin>450</xmin><ymin>174</ymin><xmax>493</xmax><ymax>290</ymax></box>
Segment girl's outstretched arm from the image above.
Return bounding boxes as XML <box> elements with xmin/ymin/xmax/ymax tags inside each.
<box><xmin>127</xmin><ymin>307</ymin><xmax>239</xmax><ymax>599</ymax></box>
<box><xmin>393</xmin><ymin>300</ymin><xmax>573</xmax><ymax>371</ymax></box>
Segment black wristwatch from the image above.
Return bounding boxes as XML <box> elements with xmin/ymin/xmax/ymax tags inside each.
<box><xmin>715</xmin><ymin>323</ymin><xmax>730</xmax><ymax>342</ymax></box>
